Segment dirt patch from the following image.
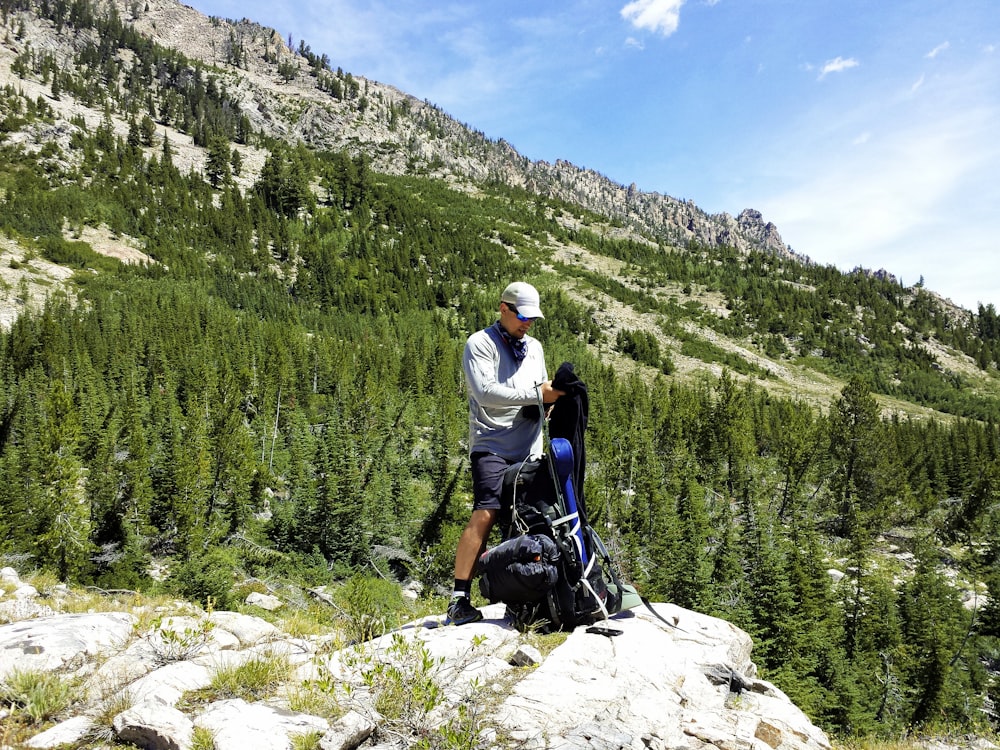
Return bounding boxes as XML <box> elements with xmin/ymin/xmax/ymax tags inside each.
<box><xmin>0</xmin><ymin>223</ymin><xmax>160</xmax><ymax>329</ymax></box>
<box><xmin>72</xmin><ymin>225</ymin><xmax>153</xmax><ymax>265</ymax></box>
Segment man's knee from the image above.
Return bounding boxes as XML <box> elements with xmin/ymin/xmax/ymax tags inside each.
<box><xmin>465</xmin><ymin>508</ymin><xmax>498</xmax><ymax>536</ymax></box>
<box><xmin>472</xmin><ymin>507</ymin><xmax>498</xmax><ymax>523</ymax></box>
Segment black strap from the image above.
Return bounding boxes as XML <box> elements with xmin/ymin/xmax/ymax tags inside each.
<box><xmin>586</xmin><ymin>624</ymin><xmax>623</xmax><ymax>637</ymax></box>
<box><xmin>641</xmin><ymin>596</ymin><xmax>684</xmax><ymax>631</ymax></box>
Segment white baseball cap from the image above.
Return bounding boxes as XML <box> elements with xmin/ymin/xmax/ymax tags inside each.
<box><xmin>501</xmin><ymin>282</ymin><xmax>544</xmax><ymax>319</ymax></box>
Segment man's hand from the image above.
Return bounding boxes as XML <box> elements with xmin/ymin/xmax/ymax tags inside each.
<box><xmin>540</xmin><ymin>381</ymin><xmax>565</xmax><ymax>404</ymax></box>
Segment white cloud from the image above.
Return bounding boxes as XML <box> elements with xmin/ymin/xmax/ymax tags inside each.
<box><xmin>818</xmin><ymin>56</ymin><xmax>859</xmax><ymax>79</ymax></box>
<box><xmin>624</xmin><ymin>36</ymin><xmax>645</xmax><ymax>50</ymax></box>
<box><xmin>911</xmin><ymin>74</ymin><xmax>925</xmax><ymax>93</ymax></box>
<box><xmin>852</xmin><ymin>132</ymin><xmax>871</xmax><ymax>145</ymax></box>
<box><xmin>620</xmin><ymin>0</ymin><xmax>685</xmax><ymax>36</ymax></box>
<box><xmin>925</xmin><ymin>41</ymin><xmax>950</xmax><ymax>58</ymax></box>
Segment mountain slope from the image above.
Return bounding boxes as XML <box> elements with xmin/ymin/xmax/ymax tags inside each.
<box><xmin>101</xmin><ymin>0</ymin><xmax>796</xmax><ymax>257</ymax></box>
<box><xmin>1</xmin><ymin>0</ymin><xmax>997</xmax><ymax>421</ymax></box>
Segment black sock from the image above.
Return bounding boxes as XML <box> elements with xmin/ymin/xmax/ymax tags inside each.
<box><xmin>452</xmin><ymin>579</ymin><xmax>472</xmax><ymax>600</ymax></box>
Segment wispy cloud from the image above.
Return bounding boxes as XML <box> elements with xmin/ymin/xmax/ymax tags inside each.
<box><xmin>926</xmin><ymin>41</ymin><xmax>950</xmax><ymax>58</ymax></box>
<box><xmin>620</xmin><ymin>0</ymin><xmax>685</xmax><ymax>37</ymax></box>
<box><xmin>753</xmin><ymin>72</ymin><xmax>1000</xmax><ymax>309</ymax></box>
<box><xmin>911</xmin><ymin>74</ymin><xmax>925</xmax><ymax>93</ymax></box>
<box><xmin>818</xmin><ymin>56</ymin><xmax>859</xmax><ymax>80</ymax></box>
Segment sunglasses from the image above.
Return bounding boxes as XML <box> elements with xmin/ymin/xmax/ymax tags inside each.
<box><xmin>504</xmin><ymin>302</ymin><xmax>536</xmax><ymax>323</ymax></box>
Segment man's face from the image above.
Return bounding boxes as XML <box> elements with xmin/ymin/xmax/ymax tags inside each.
<box><xmin>500</xmin><ymin>301</ymin><xmax>537</xmax><ymax>338</ymax></box>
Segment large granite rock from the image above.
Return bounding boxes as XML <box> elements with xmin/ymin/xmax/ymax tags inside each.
<box><xmin>2</xmin><ymin>587</ymin><xmax>833</xmax><ymax>750</ymax></box>
<box><xmin>0</xmin><ymin>611</ymin><xmax>136</xmax><ymax>680</ymax></box>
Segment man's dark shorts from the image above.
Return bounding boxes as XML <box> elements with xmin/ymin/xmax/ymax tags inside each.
<box><xmin>470</xmin><ymin>452</ymin><xmax>517</xmax><ymax>511</ymax></box>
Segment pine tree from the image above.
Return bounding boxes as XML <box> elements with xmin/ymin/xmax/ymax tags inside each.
<box><xmin>37</xmin><ymin>380</ymin><xmax>94</xmax><ymax>581</ymax></box>
<box><xmin>314</xmin><ymin>418</ymin><xmax>365</xmax><ymax>570</ymax></box>
<box><xmin>205</xmin><ymin>135</ymin><xmax>231</xmax><ymax>188</ymax></box>
<box><xmin>897</xmin><ymin>538</ymin><xmax>974</xmax><ymax>727</ymax></box>
<box><xmin>666</xmin><ymin>469</ymin><xmax>712</xmax><ymax>609</ymax></box>
<box><xmin>827</xmin><ymin>377</ymin><xmax>897</xmax><ymax>664</ymax></box>
<box><xmin>139</xmin><ymin>113</ymin><xmax>156</xmax><ymax>146</ymax></box>
<box><xmin>771</xmin><ymin>399</ymin><xmax>823</xmax><ymax>522</ymax></box>
<box><xmin>710</xmin><ymin>371</ymin><xmax>755</xmax><ymax>502</ymax></box>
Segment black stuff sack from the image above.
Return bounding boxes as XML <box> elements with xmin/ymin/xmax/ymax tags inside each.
<box><xmin>478</xmin><ymin>534</ymin><xmax>560</xmax><ymax>604</ymax></box>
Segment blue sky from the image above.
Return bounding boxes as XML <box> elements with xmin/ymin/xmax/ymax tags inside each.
<box><xmin>186</xmin><ymin>0</ymin><xmax>999</xmax><ymax>312</ymax></box>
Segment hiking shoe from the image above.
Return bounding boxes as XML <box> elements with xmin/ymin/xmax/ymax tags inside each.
<box><xmin>446</xmin><ymin>597</ymin><xmax>483</xmax><ymax>626</ymax></box>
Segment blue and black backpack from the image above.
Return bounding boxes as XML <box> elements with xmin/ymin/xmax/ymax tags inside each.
<box><xmin>477</xmin><ymin>352</ymin><xmax>646</xmax><ymax>635</ymax></box>
<box><xmin>479</xmin><ymin>438</ymin><xmax>637</xmax><ymax>632</ymax></box>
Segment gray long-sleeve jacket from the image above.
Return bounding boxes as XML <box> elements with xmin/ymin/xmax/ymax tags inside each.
<box><xmin>462</xmin><ymin>325</ymin><xmax>549</xmax><ymax>461</ymax></box>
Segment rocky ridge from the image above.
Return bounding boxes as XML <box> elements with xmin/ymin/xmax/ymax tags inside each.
<box><xmin>0</xmin><ymin>567</ymin><xmax>832</xmax><ymax>750</ymax></box>
<box><xmin>6</xmin><ymin>0</ymin><xmax>793</xmax><ymax>261</ymax></box>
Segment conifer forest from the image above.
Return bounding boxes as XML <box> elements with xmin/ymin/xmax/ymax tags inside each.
<box><xmin>3</xmin><ymin>0</ymin><xmax>1000</xmax><ymax>739</ymax></box>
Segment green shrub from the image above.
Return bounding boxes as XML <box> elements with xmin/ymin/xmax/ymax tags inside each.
<box><xmin>191</xmin><ymin>726</ymin><xmax>216</xmax><ymax>750</ymax></box>
<box><xmin>290</xmin><ymin>731</ymin><xmax>323</xmax><ymax>750</ymax></box>
<box><xmin>335</xmin><ymin>574</ymin><xmax>406</xmax><ymax>643</ymax></box>
<box><xmin>37</xmin><ymin>235</ymin><xmax>102</xmax><ymax>269</ymax></box>
<box><xmin>419</xmin><ymin>524</ymin><xmax>463</xmax><ymax>593</ymax></box>
<box><xmin>167</xmin><ymin>548</ymin><xmax>237</xmax><ymax>610</ymax></box>
<box><xmin>350</xmin><ymin>632</ymin><xmax>490</xmax><ymax>748</ymax></box>
<box><xmin>208</xmin><ymin>651</ymin><xmax>292</xmax><ymax>701</ymax></box>
<box><xmin>141</xmin><ymin>615</ymin><xmax>216</xmax><ymax>664</ymax></box>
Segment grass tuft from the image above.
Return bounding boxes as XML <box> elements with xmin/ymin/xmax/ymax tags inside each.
<box><xmin>208</xmin><ymin>651</ymin><xmax>293</xmax><ymax>702</ymax></box>
<box><xmin>191</xmin><ymin>725</ymin><xmax>216</xmax><ymax>750</ymax></box>
<box><xmin>0</xmin><ymin>669</ymin><xmax>76</xmax><ymax>723</ymax></box>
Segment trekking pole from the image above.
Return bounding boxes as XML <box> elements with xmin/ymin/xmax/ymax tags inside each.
<box><xmin>535</xmin><ymin>381</ymin><xmax>551</xmax><ymax>445</ymax></box>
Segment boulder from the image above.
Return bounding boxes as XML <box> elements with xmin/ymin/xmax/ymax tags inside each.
<box><xmin>0</xmin><ymin>612</ymin><xmax>136</xmax><ymax>680</ymax></box>
<box><xmin>510</xmin><ymin>643</ymin><xmax>543</xmax><ymax>667</ymax></box>
<box><xmin>13</xmin><ymin>583</ymin><xmax>39</xmax><ymax>599</ymax></box>
<box><xmin>492</xmin><ymin>603</ymin><xmax>827</xmax><ymax>750</ymax></box>
<box><xmin>113</xmin><ymin>700</ymin><xmax>195</xmax><ymax>750</ymax></box>
<box><xmin>318</xmin><ymin>710</ymin><xmax>379</xmax><ymax>750</ymax></box>
<box><xmin>120</xmin><ymin>660</ymin><xmax>213</xmax><ymax>707</ymax></box>
<box><xmin>194</xmin><ymin>698</ymin><xmax>329</xmax><ymax>750</ymax></box>
<box><xmin>9</xmin><ymin>600</ymin><xmax>835</xmax><ymax>750</ymax></box>
<box><xmin>246</xmin><ymin>592</ymin><xmax>283</xmax><ymax>611</ymax></box>
<box><xmin>208</xmin><ymin>610</ymin><xmax>281</xmax><ymax>646</ymax></box>
<box><xmin>24</xmin><ymin>716</ymin><xmax>95</xmax><ymax>749</ymax></box>
<box><xmin>85</xmin><ymin>637</ymin><xmax>164</xmax><ymax>702</ymax></box>
<box><xmin>0</xmin><ymin>567</ymin><xmax>20</xmax><ymax>586</ymax></box>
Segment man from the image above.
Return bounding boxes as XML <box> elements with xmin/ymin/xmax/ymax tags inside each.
<box><xmin>447</xmin><ymin>281</ymin><xmax>564</xmax><ymax>625</ymax></box>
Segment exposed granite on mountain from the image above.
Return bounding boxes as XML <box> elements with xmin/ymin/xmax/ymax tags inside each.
<box><xmin>3</xmin><ymin>0</ymin><xmax>793</xmax><ymax>261</ymax></box>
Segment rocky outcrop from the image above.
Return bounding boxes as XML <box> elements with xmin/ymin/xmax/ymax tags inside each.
<box><xmin>1</xmin><ymin>567</ymin><xmax>830</xmax><ymax>750</ymax></box>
